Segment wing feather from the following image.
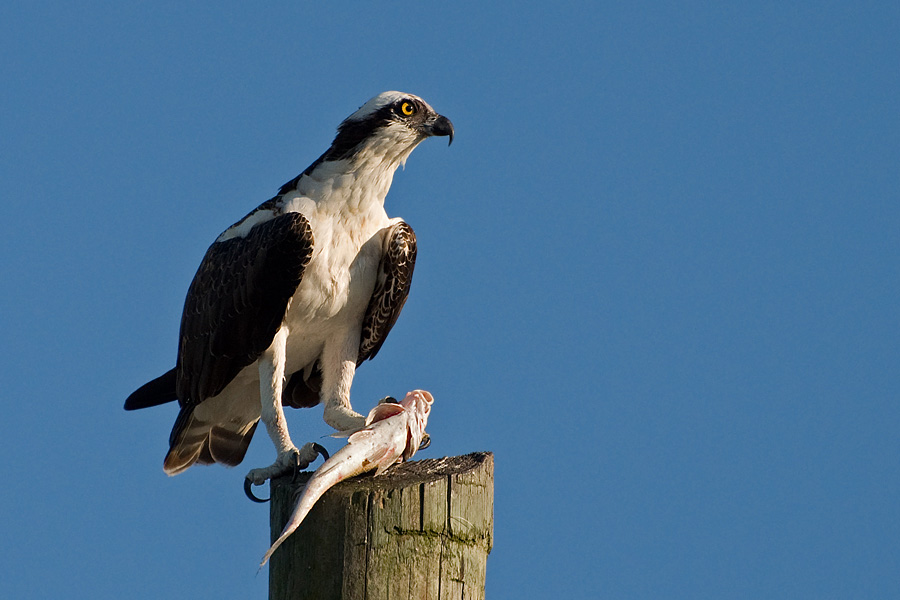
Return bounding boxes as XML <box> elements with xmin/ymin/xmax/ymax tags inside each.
<box><xmin>358</xmin><ymin>221</ymin><xmax>417</xmax><ymax>364</ymax></box>
<box><xmin>176</xmin><ymin>212</ymin><xmax>314</xmax><ymax>406</ymax></box>
<box><xmin>159</xmin><ymin>212</ymin><xmax>313</xmax><ymax>473</ymax></box>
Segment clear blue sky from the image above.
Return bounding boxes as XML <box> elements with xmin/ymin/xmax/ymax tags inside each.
<box><xmin>2</xmin><ymin>2</ymin><xmax>898</xmax><ymax>598</ymax></box>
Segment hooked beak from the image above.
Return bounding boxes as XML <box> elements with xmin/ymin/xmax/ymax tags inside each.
<box><xmin>423</xmin><ymin>114</ymin><xmax>454</xmax><ymax>146</ymax></box>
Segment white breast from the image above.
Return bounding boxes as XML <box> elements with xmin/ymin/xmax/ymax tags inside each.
<box><xmin>278</xmin><ymin>184</ymin><xmax>392</xmax><ymax>371</ymax></box>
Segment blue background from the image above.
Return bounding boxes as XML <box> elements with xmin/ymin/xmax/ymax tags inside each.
<box><xmin>2</xmin><ymin>2</ymin><xmax>898</xmax><ymax>598</ymax></box>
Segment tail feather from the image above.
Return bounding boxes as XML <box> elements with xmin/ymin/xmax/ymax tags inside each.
<box><xmin>163</xmin><ymin>442</ymin><xmax>205</xmax><ymax>476</ymax></box>
<box><xmin>163</xmin><ymin>405</ymin><xmax>259</xmax><ymax>476</ymax></box>
<box><xmin>209</xmin><ymin>421</ymin><xmax>259</xmax><ymax>466</ymax></box>
<box><xmin>125</xmin><ymin>368</ymin><xmax>178</xmax><ymax>410</ymax></box>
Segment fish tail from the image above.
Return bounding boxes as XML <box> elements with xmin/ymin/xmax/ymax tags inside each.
<box><xmin>260</xmin><ymin>448</ymin><xmax>374</xmax><ymax>567</ymax></box>
<box><xmin>259</xmin><ymin>474</ymin><xmax>332</xmax><ymax>567</ymax></box>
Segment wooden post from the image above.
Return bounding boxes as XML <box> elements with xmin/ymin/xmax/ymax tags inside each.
<box><xmin>268</xmin><ymin>452</ymin><xmax>494</xmax><ymax>600</ymax></box>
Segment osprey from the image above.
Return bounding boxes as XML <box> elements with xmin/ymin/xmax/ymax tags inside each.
<box><xmin>125</xmin><ymin>91</ymin><xmax>453</xmax><ymax>487</ymax></box>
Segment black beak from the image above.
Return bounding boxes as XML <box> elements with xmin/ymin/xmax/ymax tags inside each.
<box><xmin>426</xmin><ymin>114</ymin><xmax>454</xmax><ymax>146</ymax></box>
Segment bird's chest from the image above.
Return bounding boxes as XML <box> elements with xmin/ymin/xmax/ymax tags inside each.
<box><xmin>283</xmin><ymin>201</ymin><xmax>388</xmax><ymax>328</ymax></box>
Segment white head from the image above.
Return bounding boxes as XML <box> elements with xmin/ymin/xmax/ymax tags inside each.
<box><xmin>323</xmin><ymin>91</ymin><xmax>454</xmax><ymax>166</ymax></box>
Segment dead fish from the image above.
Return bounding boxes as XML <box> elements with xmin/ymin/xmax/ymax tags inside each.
<box><xmin>260</xmin><ymin>389</ymin><xmax>434</xmax><ymax>567</ymax></box>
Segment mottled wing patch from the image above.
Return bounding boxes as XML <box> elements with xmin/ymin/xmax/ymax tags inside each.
<box><xmin>358</xmin><ymin>221</ymin><xmax>417</xmax><ymax>364</ymax></box>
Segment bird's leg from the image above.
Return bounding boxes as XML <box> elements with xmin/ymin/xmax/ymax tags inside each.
<box><xmin>320</xmin><ymin>343</ymin><xmax>367</xmax><ymax>432</ymax></box>
<box><xmin>322</xmin><ymin>360</ymin><xmax>366</xmax><ymax>431</ymax></box>
<box><xmin>245</xmin><ymin>327</ymin><xmax>322</xmax><ymax>486</ymax></box>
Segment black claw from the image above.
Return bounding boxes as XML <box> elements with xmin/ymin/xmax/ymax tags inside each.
<box><xmin>289</xmin><ymin>443</ymin><xmax>331</xmax><ymax>484</ymax></box>
<box><xmin>313</xmin><ymin>443</ymin><xmax>330</xmax><ymax>461</ymax></box>
<box><xmin>244</xmin><ymin>477</ymin><xmax>270</xmax><ymax>503</ymax></box>
<box><xmin>419</xmin><ymin>433</ymin><xmax>431</xmax><ymax>451</ymax></box>
<box><xmin>379</xmin><ymin>396</ymin><xmax>399</xmax><ymax>404</ymax></box>
<box><xmin>244</xmin><ymin>444</ymin><xmax>330</xmax><ymax>503</ymax></box>
<box><xmin>288</xmin><ymin>451</ymin><xmax>303</xmax><ymax>484</ymax></box>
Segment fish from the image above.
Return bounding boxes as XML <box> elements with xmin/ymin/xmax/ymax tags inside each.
<box><xmin>260</xmin><ymin>389</ymin><xmax>434</xmax><ymax>567</ymax></box>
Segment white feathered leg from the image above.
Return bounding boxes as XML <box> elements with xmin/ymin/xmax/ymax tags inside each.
<box><xmin>245</xmin><ymin>326</ymin><xmax>320</xmax><ymax>485</ymax></box>
<box><xmin>320</xmin><ymin>332</ymin><xmax>367</xmax><ymax>432</ymax></box>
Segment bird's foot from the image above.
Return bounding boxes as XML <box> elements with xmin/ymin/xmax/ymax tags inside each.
<box><xmin>243</xmin><ymin>442</ymin><xmax>329</xmax><ymax>503</ymax></box>
<box><xmin>323</xmin><ymin>403</ymin><xmax>366</xmax><ymax>432</ymax></box>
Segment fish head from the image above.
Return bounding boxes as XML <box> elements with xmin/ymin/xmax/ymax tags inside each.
<box><xmin>400</xmin><ymin>389</ymin><xmax>434</xmax><ymax>460</ymax></box>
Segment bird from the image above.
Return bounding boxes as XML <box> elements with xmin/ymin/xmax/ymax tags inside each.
<box><xmin>124</xmin><ymin>91</ymin><xmax>453</xmax><ymax>488</ymax></box>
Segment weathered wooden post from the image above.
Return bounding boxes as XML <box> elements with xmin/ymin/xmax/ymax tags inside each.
<box><xmin>268</xmin><ymin>452</ymin><xmax>494</xmax><ymax>600</ymax></box>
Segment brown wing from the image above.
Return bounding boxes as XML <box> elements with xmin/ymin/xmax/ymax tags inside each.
<box><xmin>124</xmin><ymin>212</ymin><xmax>314</xmax><ymax>413</ymax></box>
<box><xmin>175</xmin><ymin>212</ymin><xmax>314</xmax><ymax>406</ymax></box>
<box><xmin>358</xmin><ymin>221</ymin><xmax>417</xmax><ymax>364</ymax></box>
<box><xmin>159</xmin><ymin>213</ymin><xmax>314</xmax><ymax>473</ymax></box>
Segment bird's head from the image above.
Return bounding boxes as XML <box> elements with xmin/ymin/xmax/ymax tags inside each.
<box><xmin>325</xmin><ymin>91</ymin><xmax>454</xmax><ymax>167</ymax></box>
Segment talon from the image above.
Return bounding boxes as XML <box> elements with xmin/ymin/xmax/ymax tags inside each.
<box><xmin>418</xmin><ymin>433</ymin><xmax>431</xmax><ymax>451</ymax></box>
<box><xmin>244</xmin><ymin>477</ymin><xmax>270</xmax><ymax>503</ymax></box>
<box><xmin>379</xmin><ymin>396</ymin><xmax>399</xmax><ymax>404</ymax></box>
<box><xmin>244</xmin><ymin>444</ymin><xmax>330</xmax><ymax>500</ymax></box>
<box><xmin>290</xmin><ymin>443</ymin><xmax>330</xmax><ymax>483</ymax></box>
<box><xmin>313</xmin><ymin>442</ymin><xmax>330</xmax><ymax>461</ymax></box>
<box><xmin>289</xmin><ymin>451</ymin><xmax>302</xmax><ymax>484</ymax></box>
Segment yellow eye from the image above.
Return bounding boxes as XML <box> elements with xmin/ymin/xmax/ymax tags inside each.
<box><xmin>400</xmin><ymin>101</ymin><xmax>415</xmax><ymax>116</ymax></box>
